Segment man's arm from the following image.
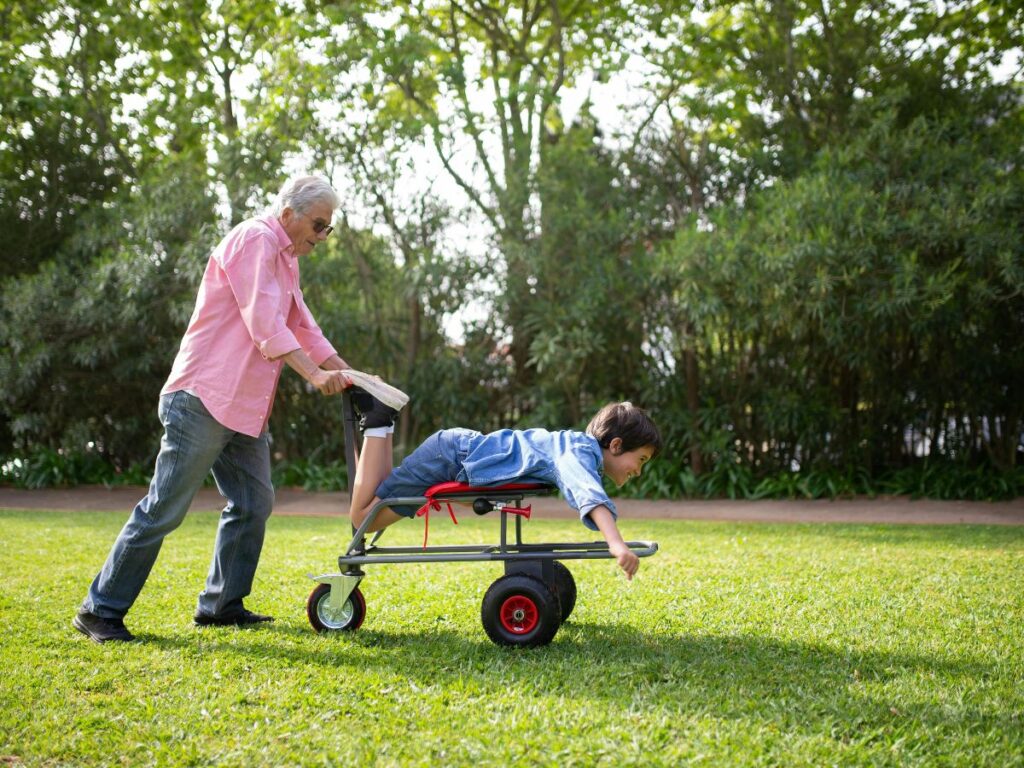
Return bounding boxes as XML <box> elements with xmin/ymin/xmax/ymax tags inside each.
<box><xmin>319</xmin><ymin>354</ymin><xmax>351</xmax><ymax>371</ymax></box>
<box><xmin>280</xmin><ymin>348</ymin><xmax>350</xmax><ymax>395</ymax></box>
<box><xmin>588</xmin><ymin>505</ymin><xmax>640</xmax><ymax>580</ymax></box>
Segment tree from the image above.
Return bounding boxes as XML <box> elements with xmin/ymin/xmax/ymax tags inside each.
<box><xmin>0</xmin><ymin>165</ymin><xmax>216</xmax><ymax>466</ymax></box>
<box><xmin>0</xmin><ymin>0</ymin><xmax>146</xmax><ymax>278</ymax></box>
<box><xmin>320</xmin><ymin>0</ymin><xmax>637</xmax><ymax>394</ymax></box>
<box><xmin>659</xmin><ymin>99</ymin><xmax>1023</xmax><ymax>476</ymax></box>
<box><xmin>525</xmin><ymin>109</ymin><xmax>660</xmax><ymax>425</ymax></box>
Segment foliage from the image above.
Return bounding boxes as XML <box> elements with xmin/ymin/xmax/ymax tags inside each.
<box><xmin>2</xmin><ymin>510</ymin><xmax>1023</xmax><ymax>765</ymax></box>
<box><xmin>0</xmin><ymin>448</ymin><xmax>145</xmax><ymax>489</ymax></box>
<box><xmin>525</xmin><ymin>109</ymin><xmax>662</xmax><ymax>424</ymax></box>
<box><xmin>6</xmin><ymin>444</ymin><xmax>1021</xmax><ymax>503</ymax></box>
<box><xmin>620</xmin><ymin>455</ymin><xmax>1024</xmax><ymax>502</ymax></box>
<box><xmin>0</xmin><ymin>166</ymin><xmax>215</xmax><ymax>466</ymax></box>
<box><xmin>636</xmin><ymin>0</ymin><xmax>1022</xmax><ymax>186</ymax></box>
<box><xmin>1</xmin><ymin>0</ymin><xmax>1022</xmax><ymax>494</ymax></box>
<box><xmin>0</xmin><ymin>0</ymin><xmax>143</xmax><ymax>278</ymax></box>
<box><xmin>270</xmin><ymin>455</ymin><xmax>348</xmax><ymax>492</ymax></box>
<box><xmin>653</xmin><ymin>100</ymin><xmax>1024</xmax><ymax>484</ymax></box>
<box><xmin>320</xmin><ymin>0</ymin><xmax>641</xmax><ymax>386</ymax></box>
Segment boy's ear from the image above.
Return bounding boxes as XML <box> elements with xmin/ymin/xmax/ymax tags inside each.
<box><xmin>608</xmin><ymin>437</ymin><xmax>623</xmax><ymax>455</ymax></box>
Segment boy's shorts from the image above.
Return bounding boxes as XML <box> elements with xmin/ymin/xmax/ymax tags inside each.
<box><xmin>374</xmin><ymin>428</ymin><xmax>479</xmax><ymax>517</ymax></box>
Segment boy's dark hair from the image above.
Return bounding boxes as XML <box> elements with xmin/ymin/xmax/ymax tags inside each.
<box><xmin>586</xmin><ymin>402</ymin><xmax>662</xmax><ymax>456</ymax></box>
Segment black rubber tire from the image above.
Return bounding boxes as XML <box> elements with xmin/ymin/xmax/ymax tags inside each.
<box><xmin>307</xmin><ymin>582</ymin><xmax>366</xmax><ymax>632</ymax></box>
<box><xmin>551</xmin><ymin>561</ymin><xmax>577</xmax><ymax>622</ymax></box>
<box><xmin>481</xmin><ymin>574</ymin><xmax>561</xmax><ymax>647</ymax></box>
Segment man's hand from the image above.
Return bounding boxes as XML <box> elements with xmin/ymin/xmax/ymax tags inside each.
<box><xmin>610</xmin><ymin>541</ymin><xmax>640</xmax><ymax>580</ymax></box>
<box><xmin>311</xmin><ymin>369</ymin><xmax>350</xmax><ymax>396</ymax></box>
<box><xmin>282</xmin><ymin>348</ymin><xmax>351</xmax><ymax>395</ymax></box>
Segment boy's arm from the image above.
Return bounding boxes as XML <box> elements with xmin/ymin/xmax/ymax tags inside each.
<box><xmin>588</xmin><ymin>505</ymin><xmax>639</xmax><ymax>580</ymax></box>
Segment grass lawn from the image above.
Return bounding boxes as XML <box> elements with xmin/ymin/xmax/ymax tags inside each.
<box><xmin>0</xmin><ymin>508</ymin><xmax>1021</xmax><ymax>767</ymax></box>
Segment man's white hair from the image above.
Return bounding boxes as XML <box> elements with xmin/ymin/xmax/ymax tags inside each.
<box><xmin>270</xmin><ymin>175</ymin><xmax>340</xmax><ymax>216</ymax></box>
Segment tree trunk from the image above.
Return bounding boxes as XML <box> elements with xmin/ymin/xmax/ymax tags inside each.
<box><xmin>400</xmin><ymin>295</ymin><xmax>421</xmax><ymax>452</ymax></box>
<box><xmin>682</xmin><ymin>322</ymin><xmax>704</xmax><ymax>475</ymax></box>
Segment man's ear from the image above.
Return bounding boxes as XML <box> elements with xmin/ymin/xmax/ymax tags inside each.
<box><xmin>280</xmin><ymin>206</ymin><xmax>295</xmax><ymax>226</ymax></box>
<box><xmin>608</xmin><ymin>437</ymin><xmax>623</xmax><ymax>455</ymax></box>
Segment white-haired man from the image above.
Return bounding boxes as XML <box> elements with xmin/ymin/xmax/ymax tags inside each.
<box><xmin>74</xmin><ymin>176</ymin><xmax>352</xmax><ymax>643</ymax></box>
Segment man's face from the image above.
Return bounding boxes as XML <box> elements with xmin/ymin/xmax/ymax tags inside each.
<box><xmin>281</xmin><ymin>200</ymin><xmax>335</xmax><ymax>257</ymax></box>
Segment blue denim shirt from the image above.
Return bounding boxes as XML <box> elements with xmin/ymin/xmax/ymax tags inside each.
<box><xmin>457</xmin><ymin>428</ymin><xmax>615</xmax><ymax>531</ymax></box>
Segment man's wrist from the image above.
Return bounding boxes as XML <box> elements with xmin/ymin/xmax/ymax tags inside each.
<box><xmin>283</xmin><ymin>348</ymin><xmax>321</xmax><ymax>382</ymax></box>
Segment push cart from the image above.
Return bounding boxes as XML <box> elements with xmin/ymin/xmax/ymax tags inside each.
<box><xmin>306</xmin><ymin>391</ymin><xmax>659</xmax><ymax>647</ymax></box>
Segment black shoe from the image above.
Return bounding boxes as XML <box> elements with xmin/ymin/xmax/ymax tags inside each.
<box><xmin>194</xmin><ymin>608</ymin><xmax>275</xmax><ymax>627</ymax></box>
<box><xmin>73</xmin><ymin>610</ymin><xmax>135</xmax><ymax>643</ymax></box>
<box><xmin>350</xmin><ymin>388</ymin><xmax>398</xmax><ymax>431</ymax></box>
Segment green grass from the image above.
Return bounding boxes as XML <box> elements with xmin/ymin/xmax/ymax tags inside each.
<box><xmin>0</xmin><ymin>509</ymin><xmax>1022</xmax><ymax>767</ymax></box>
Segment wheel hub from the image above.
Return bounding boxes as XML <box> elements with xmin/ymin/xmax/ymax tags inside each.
<box><xmin>319</xmin><ymin>598</ymin><xmax>354</xmax><ymax>628</ymax></box>
<box><xmin>499</xmin><ymin>595</ymin><xmax>539</xmax><ymax>634</ymax></box>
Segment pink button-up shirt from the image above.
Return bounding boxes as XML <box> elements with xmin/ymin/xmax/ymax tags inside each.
<box><xmin>162</xmin><ymin>215</ymin><xmax>337</xmax><ymax>437</ymax></box>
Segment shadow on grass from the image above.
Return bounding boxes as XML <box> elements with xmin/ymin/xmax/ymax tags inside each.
<box><xmin>139</xmin><ymin>619</ymin><xmax>1013</xmax><ymax>741</ymax></box>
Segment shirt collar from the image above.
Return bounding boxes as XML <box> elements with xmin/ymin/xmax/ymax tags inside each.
<box><xmin>582</xmin><ymin>433</ymin><xmax>605</xmax><ymax>470</ymax></box>
<box><xmin>265</xmin><ymin>215</ymin><xmax>298</xmax><ymax>259</ymax></box>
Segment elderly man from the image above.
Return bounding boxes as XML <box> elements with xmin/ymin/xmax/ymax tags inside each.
<box><xmin>74</xmin><ymin>175</ymin><xmax>352</xmax><ymax>643</ymax></box>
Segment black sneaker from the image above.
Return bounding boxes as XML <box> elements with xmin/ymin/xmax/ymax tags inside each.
<box><xmin>194</xmin><ymin>608</ymin><xmax>274</xmax><ymax>627</ymax></box>
<box><xmin>350</xmin><ymin>388</ymin><xmax>398</xmax><ymax>431</ymax></box>
<box><xmin>73</xmin><ymin>610</ymin><xmax>136</xmax><ymax>643</ymax></box>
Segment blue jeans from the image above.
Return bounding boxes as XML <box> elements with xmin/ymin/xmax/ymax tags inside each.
<box><xmin>374</xmin><ymin>428</ymin><xmax>477</xmax><ymax>518</ymax></box>
<box><xmin>83</xmin><ymin>391</ymin><xmax>274</xmax><ymax>619</ymax></box>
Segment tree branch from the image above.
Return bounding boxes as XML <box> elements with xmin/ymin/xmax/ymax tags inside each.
<box><xmin>447</xmin><ymin>2</ymin><xmax>503</xmax><ymax>198</ymax></box>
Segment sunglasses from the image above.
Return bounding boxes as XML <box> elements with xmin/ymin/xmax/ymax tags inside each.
<box><xmin>298</xmin><ymin>211</ymin><xmax>334</xmax><ymax>236</ymax></box>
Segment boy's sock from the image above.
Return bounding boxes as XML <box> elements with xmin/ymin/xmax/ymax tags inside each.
<box><xmin>363</xmin><ymin>426</ymin><xmax>391</xmax><ymax>439</ymax></box>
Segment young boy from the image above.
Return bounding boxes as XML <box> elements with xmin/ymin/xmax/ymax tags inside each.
<box><xmin>348</xmin><ymin>397</ymin><xmax>661</xmax><ymax>580</ymax></box>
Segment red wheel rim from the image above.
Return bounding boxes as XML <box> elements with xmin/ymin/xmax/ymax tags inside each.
<box><xmin>499</xmin><ymin>594</ymin><xmax>539</xmax><ymax>634</ymax></box>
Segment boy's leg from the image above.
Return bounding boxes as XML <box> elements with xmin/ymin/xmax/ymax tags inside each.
<box><xmin>349</xmin><ymin>432</ymin><xmax>404</xmax><ymax>531</ymax></box>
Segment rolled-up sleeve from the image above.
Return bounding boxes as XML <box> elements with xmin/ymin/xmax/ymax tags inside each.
<box><xmin>552</xmin><ymin>450</ymin><xmax>617</xmax><ymax>532</ymax></box>
<box><xmin>219</xmin><ymin>232</ymin><xmax>301</xmax><ymax>359</ymax></box>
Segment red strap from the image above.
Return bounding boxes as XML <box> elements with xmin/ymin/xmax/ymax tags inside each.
<box><xmin>415</xmin><ymin>495</ymin><xmax>458</xmax><ymax>548</ymax></box>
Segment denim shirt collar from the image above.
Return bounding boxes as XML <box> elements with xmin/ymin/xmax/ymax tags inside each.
<box><xmin>582</xmin><ymin>433</ymin><xmax>605</xmax><ymax>473</ymax></box>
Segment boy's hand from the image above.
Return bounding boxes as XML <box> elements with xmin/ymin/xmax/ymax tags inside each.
<box><xmin>588</xmin><ymin>505</ymin><xmax>641</xmax><ymax>580</ymax></box>
<box><xmin>610</xmin><ymin>542</ymin><xmax>639</xmax><ymax>580</ymax></box>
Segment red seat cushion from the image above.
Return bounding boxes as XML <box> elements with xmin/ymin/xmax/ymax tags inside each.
<box><xmin>424</xmin><ymin>481</ymin><xmax>553</xmax><ymax>496</ymax></box>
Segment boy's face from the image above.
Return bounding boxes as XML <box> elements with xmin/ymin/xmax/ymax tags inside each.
<box><xmin>602</xmin><ymin>439</ymin><xmax>656</xmax><ymax>487</ymax></box>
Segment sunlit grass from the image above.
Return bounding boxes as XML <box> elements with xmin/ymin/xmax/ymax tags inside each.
<box><xmin>0</xmin><ymin>509</ymin><xmax>1022</xmax><ymax>766</ymax></box>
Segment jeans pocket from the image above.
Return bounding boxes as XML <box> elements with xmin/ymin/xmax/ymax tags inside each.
<box><xmin>158</xmin><ymin>390</ymin><xmax>184</xmax><ymax>426</ymax></box>
<box><xmin>183</xmin><ymin>391</ymin><xmax>213</xmax><ymax>419</ymax></box>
